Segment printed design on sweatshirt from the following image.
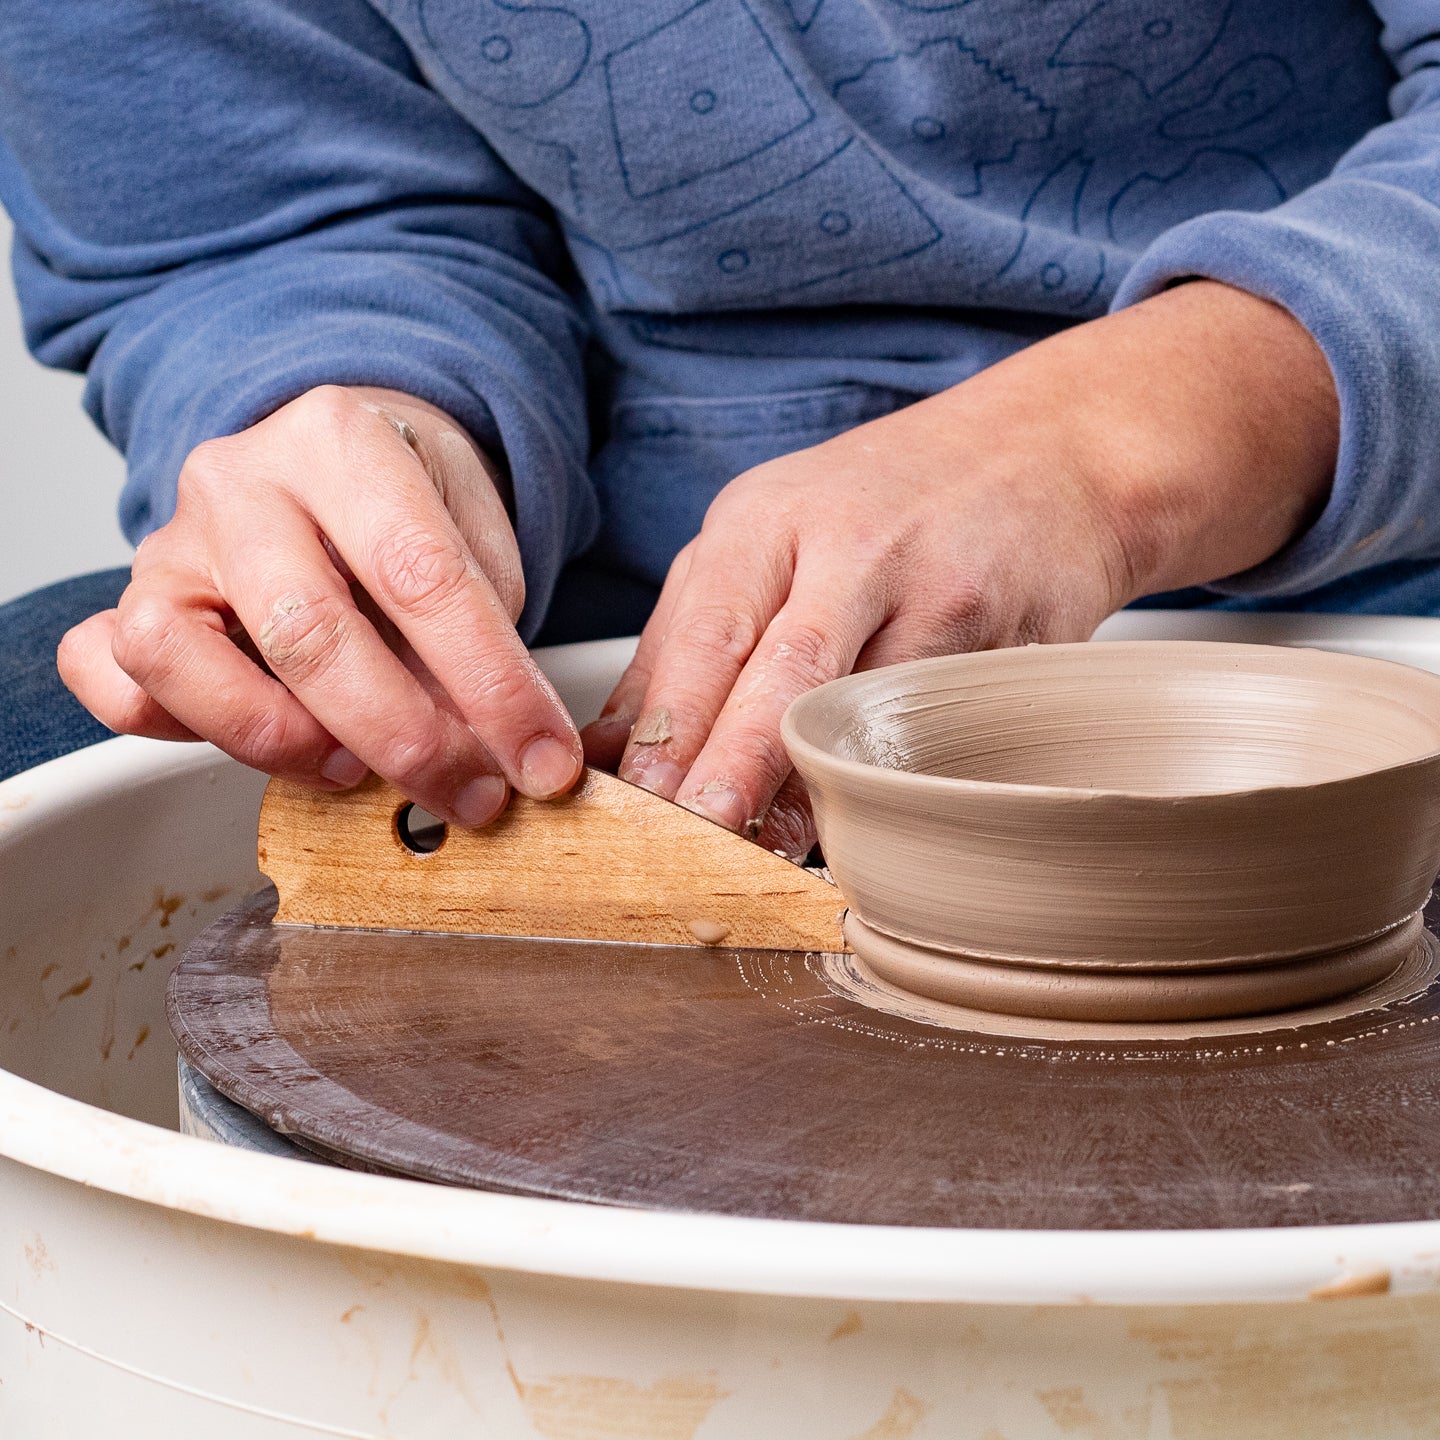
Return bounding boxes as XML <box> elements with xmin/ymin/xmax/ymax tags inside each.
<box><xmin>418</xmin><ymin>0</ymin><xmax>590</xmax><ymax>108</ymax></box>
<box><xmin>1050</xmin><ymin>0</ymin><xmax>1234</xmax><ymax>98</ymax></box>
<box><xmin>782</xmin><ymin>0</ymin><xmax>826</xmax><ymax>29</ymax></box>
<box><xmin>615</xmin><ymin>137</ymin><xmax>942</xmax><ymax>304</ymax></box>
<box><xmin>393</xmin><ymin>0</ymin><xmax>1315</xmax><ymax>312</ymax></box>
<box><xmin>992</xmin><ymin>151</ymin><xmax>1107</xmax><ymax>308</ymax></box>
<box><xmin>499</xmin><ymin>127</ymin><xmax>587</xmax><ymax>218</ymax></box>
<box><xmin>565</xmin><ymin>230</ymin><xmax>630</xmax><ymax>309</ymax></box>
<box><xmin>832</xmin><ymin>35</ymin><xmax>1055</xmax><ymax>197</ymax></box>
<box><xmin>604</xmin><ymin>0</ymin><xmax>816</xmax><ymax>198</ymax></box>
<box><xmin>1106</xmin><ymin>146</ymin><xmax>1285</xmax><ymax>244</ymax></box>
<box><xmin>1158</xmin><ymin>54</ymin><xmax>1296</xmax><ymax>140</ymax></box>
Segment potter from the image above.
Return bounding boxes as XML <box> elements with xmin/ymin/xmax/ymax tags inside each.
<box><xmin>8</xmin><ymin>7</ymin><xmax>1440</xmax><ymax>1433</ymax></box>
<box><xmin>5</xmin><ymin>3</ymin><xmax>1439</xmax><ymax>871</ymax></box>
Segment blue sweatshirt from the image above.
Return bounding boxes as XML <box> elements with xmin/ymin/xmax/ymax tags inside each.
<box><xmin>3</xmin><ymin>0</ymin><xmax>1440</xmax><ymax>638</ymax></box>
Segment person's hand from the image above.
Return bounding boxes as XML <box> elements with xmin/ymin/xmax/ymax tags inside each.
<box><xmin>59</xmin><ymin>386</ymin><xmax>582</xmax><ymax>826</ymax></box>
<box><xmin>583</xmin><ymin>280</ymin><xmax>1339</xmax><ymax>858</ymax></box>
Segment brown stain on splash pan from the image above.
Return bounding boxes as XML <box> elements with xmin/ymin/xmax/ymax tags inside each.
<box><xmin>782</xmin><ymin>642</ymin><xmax>1440</xmax><ymax>1023</ymax></box>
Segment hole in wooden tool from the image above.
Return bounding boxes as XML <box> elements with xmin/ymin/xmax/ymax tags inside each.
<box><xmin>395</xmin><ymin>803</ymin><xmax>447</xmax><ymax>855</ymax></box>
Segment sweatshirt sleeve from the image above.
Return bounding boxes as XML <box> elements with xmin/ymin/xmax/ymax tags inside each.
<box><xmin>1110</xmin><ymin>1</ymin><xmax>1440</xmax><ymax>600</ymax></box>
<box><xmin>0</xmin><ymin>0</ymin><xmax>596</xmax><ymax>640</ymax></box>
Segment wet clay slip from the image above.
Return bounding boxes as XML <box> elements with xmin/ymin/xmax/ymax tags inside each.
<box><xmin>782</xmin><ymin>642</ymin><xmax>1440</xmax><ymax>1023</ymax></box>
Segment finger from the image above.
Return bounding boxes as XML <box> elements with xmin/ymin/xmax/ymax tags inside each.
<box><xmin>311</xmin><ymin>423</ymin><xmax>581</xmax><ymax>801</ymax></box>
<box><xmin>615</xmin><ymin>528</ymin><xmax>793</xmax><ymax>799</ymax></box>
<box><xmin>581</xmin><ymin>545</ymin><xmax>694</xmax><ymax>770</ymax></box>
<box><xmin>395</xmin><ymin>406</ymin><xmax>526</xmax><ymax>623</ymax></box>
<box><xmin>57</xmin><ymin>610</ymin><xmax>200</xmax><ymax>743</ymax></box>
<box><xmin>107</xmin><ymin>567</ymin><xmax>371</xmax><ymax>788</ymax></box>
<box><xmin>672</xmin><ymin>560</ymin><xmax>887</xmax><ymax>833</ymax></box>
<box><xmin>754</xmin><ymin>770</ymin><xmax>818</xmax><ymax>864</ymax></box>
<box><xmin>213</xmin><ymin>507</ymin><xmax>511</xmax><ymax>826</ymax></box>
<box><xmin>852</xmin><ymin>611</ymin><xmax>966</xmax><ymax>673</ymax></box>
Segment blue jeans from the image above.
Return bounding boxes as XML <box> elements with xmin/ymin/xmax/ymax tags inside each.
<box><xmin>0</xmin><ymin>568</ymin><xmax>129</xmax><ymax>782</ymax></box>
<box><xmin>6</xmin><ymin>556</ymin><xmax>1440</xmax><ymax>783</ymax></box>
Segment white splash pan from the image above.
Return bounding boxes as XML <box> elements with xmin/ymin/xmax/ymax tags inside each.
<box><xmin>5</xmin><ymin>612</ymin><xmax>1440</xmax><ymax>1437</ymax></box>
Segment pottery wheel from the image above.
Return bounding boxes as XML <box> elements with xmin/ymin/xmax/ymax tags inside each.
<box><xmin>168</xmin><ymin>885</ymin><xmax>1440</xmax><ymax>1230</ymax></box>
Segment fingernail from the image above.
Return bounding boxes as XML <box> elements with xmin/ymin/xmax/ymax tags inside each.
<box><xmin>453</xmin><ymin>774</ymin><xmax>509</xmax><ymax>827</ymax></box>
<box><xmin>683</xmin><ymin>785</ymin><xmax>749</xmax><ymax>833</ymax></box>
<box><xmin>519</xmin><ymin>735</ymin><xmax>581</xmax><ymax>798</ymax></box>
<box><xmin>320</xmin><ymin>747</ymin><xmax>368</xmax><ymax>788</ymax></box>
<box><xmin>622</xmin><ymin>756</ymin><xmax>685</xmax><ymax>798</ymax></box>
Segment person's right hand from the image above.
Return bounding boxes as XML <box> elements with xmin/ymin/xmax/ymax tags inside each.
<box><xmin>58</xmin><ymin>385</ymin><xmax>582</xmax><ymax>827</ymax></box>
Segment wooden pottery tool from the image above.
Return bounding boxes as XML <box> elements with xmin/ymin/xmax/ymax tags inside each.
<box><xmin>171</xmin><ymin>676</ymin><xmax>1440</xmax><ymax>1232</ymax></box>
<box><xmin>257</xmin><ymin>767</ymin><xmax>847</xmax><ymax>952</ymax></box>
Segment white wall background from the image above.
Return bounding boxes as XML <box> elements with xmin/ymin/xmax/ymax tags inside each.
<box><xmin>0</xmin><ymin>209</ymin><xmax>132</xmax><ymax>605</ymax></box>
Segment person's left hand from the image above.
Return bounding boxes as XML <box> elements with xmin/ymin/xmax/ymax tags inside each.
<box><xmin>581</xmin><ymin>280</ymin><xmax>1339</xmax><ymax>859</ymax></box>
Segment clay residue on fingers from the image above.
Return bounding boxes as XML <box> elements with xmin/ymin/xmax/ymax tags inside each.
<box><xmin>629</xmin><ymin>708</ymin><xmax>673</xmax><ymax>745</ymax></box>
<box><xmin>358</xmin><ymin>400</ymin><xmax>420</xmax><ymax>451</ymax></box>
<box><xmin>685</xmin><ymin>778</ymin><xmax>763</xmax><ymax>838</ymax></box>
<box><xmin>256</xmin><ymin>596</ymin><xmax>344</xmax><ymax>669</ymax></box>
<box><xmin>433</xmin><ymin>425</ymin><xmax>476</xmax><ymax>470</ymax></box>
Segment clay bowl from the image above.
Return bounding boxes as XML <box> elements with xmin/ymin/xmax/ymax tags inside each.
<box><xmin>782</xmin><ymin>641</ymin><xmax>1440</xmax><ymax>1023</ymax></box>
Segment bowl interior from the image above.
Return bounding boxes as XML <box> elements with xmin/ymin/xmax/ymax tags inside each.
<box><xmin>792</xmin><ymin>643</ymin><xmax>1440</xmax><ymax>797</ymax></box>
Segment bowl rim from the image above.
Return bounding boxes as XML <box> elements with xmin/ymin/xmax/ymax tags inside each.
<box><xmin>781</xmin><ymin>639</ymin><xmax>1440</xmax><ymax>803</ymax></box>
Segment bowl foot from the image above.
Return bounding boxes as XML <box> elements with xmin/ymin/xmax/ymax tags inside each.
<box><xmin>842</xmin><ymin>912</ymin><xmax>1421</xmax><ymax>1024</ymax></box>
